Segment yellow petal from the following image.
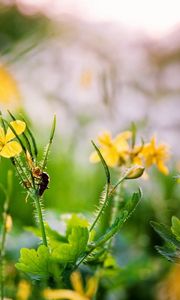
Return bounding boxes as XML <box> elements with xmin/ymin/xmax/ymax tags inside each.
<box><xmin>98</xmin><ymin>131</ymin><xmax>112</xmax><ymax>146</ymax></box>
<box><xmin>133</xmin><ymin>155</ymin><xmax>143</xmax><ymax>166</ymax></box>
<box><xmin>157</xmin><ymin>161</ymin><xmax>169</xmax><ymax>175</ymax></box>
<box><xmin>71</xmin><ymin>272</ymin><xmax>84</xmax><ymax>295</ymax></box>
<box><xmin>0</xmin><ymin>141</ymin><xmax>22</xmax><ymax>158</ymax></box>
<box><xmin>102</xmin><ymin>148</ymin><xmax>119</xmax><ymax>167</ymax></box>
<box><xmin>113</xmin><ymin>131</ymin><xmax>131</xmax><ymax>152</ymax></box>
<box><xmin>16</xmin><ymin>280</ymin><xmax>31</xmax><ymax>300</ymax></box>
<box><xmin>150</xmin><ymin>135</ymin><xmax>156</xmax><ymax>150</ymax></box>
<box><xmin>90</xmin><ymin>147</ymin><xmax>119</xmax><ymax>167</ymax></box>
<box><xmin>0</xmin><ymin>65</ymin><xmax>21</xmax><ymax>108</ymax></box>
<box><xmin>0</xmin><ymin>126</ymin><xmax>5</xmax><ymax>144</ymax></box>
<box><xmin>115</xmin><ymin>131</ymin><xmax>132</xmax><ymax>141</ymax></box>
<box><xmin>43</xmin><ymin>289</ymin><xmax>88</xmax><ymax>300</ymax></box>
<box><xmin>5</xmin><ymin>120</ymin><xmax>26</xmax><ymax>142</ymax></box>
<box><xmin>85</xmin><ymin>277</ymin><xmax>98</xmax><ymax>298</ymax></box>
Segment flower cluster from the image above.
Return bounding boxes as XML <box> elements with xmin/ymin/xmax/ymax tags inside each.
<box><xmin>90</xmin><ymin>130</ymin><xmax>170</xmax><ymax>175</ymax></box>
<box><xmin>0</xmin><ymin>120</ymin><xmax>26</xmax><ymax>158</ymax></box>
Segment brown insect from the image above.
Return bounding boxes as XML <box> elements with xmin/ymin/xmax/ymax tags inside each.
<box><xmin>26</xmin><ymin>150</ymin><xmax>49</xmax><ymax>196</ymax></box>
<box><xmin>38</xmin><ymin>172</ymin><xmax>49</xmax><ymax>196</ymax></box>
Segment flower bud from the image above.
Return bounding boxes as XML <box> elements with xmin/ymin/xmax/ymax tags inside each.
<box><xmin>125</xmin><ymin>165</ymin><xmax>145</xmax><ymax>179</ymax></box>
<box><xmin>5</xmin><ymin>214</ymin><xmax>13</xmax><ymax>233</ymax></box>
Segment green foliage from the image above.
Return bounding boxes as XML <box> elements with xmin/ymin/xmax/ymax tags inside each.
<box><xmin>15</xmin><ymin>245</ymin><xmax>50</xmax><ymax>280</ymax></box>
<box><xmin>51</xmin><ymin>226</ymin><xmax>89</xmax><ymax>263</ymax></box>
<box><xmin>155</xmin><ymin>245</ymin><xmax>180</xmax><ymax>263</ymax></box>
<box><xmin>66</xmin><ymin>214</ymin><xmax>89</xmax><ymax>236</ymax></box>
<box><xmin>151</xmin><ymin>216</ymin><xmax>180</xmax><ymax>263</ymax></box>
<box><xmin>92</xmin><ymin>189</ymin><xmax>142</xmax><ymax>249</ymax></box>
<box><xmin>18</xmin><ymin>216</ymin><xmax>90</xmax><ymax>279</ymax></box>
<box><xmin>171</xmin><ymin>216</ymin><xmax>180</xmax><ymax>241</ymax></box>
<box><xmin>150</xmin><ymin>221</ymin><xmax>180</xmax><ymax>248</ymax></box>
<box><xmin>0</xmin><ymin>6</ymin><xmax>49</xmax><ymax>55</ymax></box>
<box><xmin>91</xmin><ymin>141</ymin><xmax>110</xmax><ymax>184</ymax></box>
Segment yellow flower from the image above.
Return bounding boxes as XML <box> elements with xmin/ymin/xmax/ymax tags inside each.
<box><xmin>157</xmin><ymin>265</ymin><xmax>180</xmax><ymax>300</ymax></box>
<box><xmin>140</xmin><ymin>136</ymin><xmax>170</xmax><ymax>175</ymax></box>
<box><xmin>80</xmin><ymin>70</ymin><xmax>93</xmax><ymax>89</ymax></box>
<box><xmin>0</xmin><ymin>65</ymin><xmax>21</xmax><ymax>110</ymax></box>
<box><xmin>0</xmin><ymin>120</ymin><xmax>26</xmax><ymax>158</ymax></box>
<box><xmin>16</xmin><ymin>280</ymin><xmax>31</xmax><ymax>300</ymax></box>
<box><xmin>90</xmin><ymin>130</ymin><xmax>132</xmax><ymax>167</ymax></box>
<box><xmin>43</xmin><ymin>272</ymin><xmax>97</xmax><ymax>300</ymax></box>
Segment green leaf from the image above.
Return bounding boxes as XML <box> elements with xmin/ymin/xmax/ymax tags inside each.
<box><xmin>42</xmin><ymin>115</ymin><xmax>56</xmax><ymax>171</ymax></box>
<box><xmin>171</xmin><ymin>216</ymin><xmax>180</xmax><ymax>241</ymax></box>
<box><xmin>155</xmin><ymin>245</ymin><xmax>180</xmax><ymax>263</ymax></box>
<box><xmin>123</xmin><ymin>188</ymin><xmax>142</xmax><ymax>217</ymax></box>
<box><xmin>15</xmin><ymin>245</ymin><xmax>50</xmax><ymax>280</ymax></box>
<box><xmin>66</xmin><ymin>214</ymin><xmax>89</xmax><ymax>237</ymax></box>
<box><xmin>91</xmin><ymin>141</ymin><xmax>110</xmax><ymax>184</ymax></box>
<box><xmin>150</xmin><ymin>221</ymin><xmax>180</xmax><ymax>248</ymax></box>
<box><xmin>51</xmin><ymin>226</ymin><xmax>89</xmax><ymax>263</ymax></box>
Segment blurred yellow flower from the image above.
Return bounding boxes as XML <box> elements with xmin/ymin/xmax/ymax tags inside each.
<box><xmin>140</xmin><ymin>136</ymin><xmax>170</xmax><ymax>175</ymax></box>
<box><xmin>157</xmin><ymin>265</ymin><xmax>180</xmax><ymax>300</ymax></box>
<box><xmin>5</xmin><ymin>214</ymin><xmax>13</xmax><ymax>233</ymax></box>
<box><xmin>80</xmin><ymin>70</ymin><xmax>93</xmax><ymax>89</ymax></box>
<box><xmin>16</xmin><ymin>280</ymin><xmax>31</xmax><ymax>300</ymax></box>
<box><xmin>0</xmin><ymin>65</ymin><xmax>21</xmax><ymax>110</ymax></box>
<box><xmin>0</xmin><ymin>120</ymin><xmax>26</xmax><ymax>158</ymax></box>
<box><xmin>90</xmin><ymin>130</ymin><xmax>132</xmax><ymax>167</ymax></box>
<box><xmin>90</xmin><ymin>130</ymin><xmax>170</xmax><ymax>176</ymax></box>
<box><xmin>43</xmin><ymin>272</ymin><xmax>97</xmax><ymax>300</ymax></box>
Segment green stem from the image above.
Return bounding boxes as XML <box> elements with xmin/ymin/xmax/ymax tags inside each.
<box><xmin>0</xmin><ymin>171</ymin><xmax>12</xmax><ymax>300</ymax></box>
<box><xmin>89</xmin><ymin>170</ymin><xmax>129</xmax><ymax>233</ymax></box>
<box><xmin>108</xmin><ymin>184</ymin><xmax>124</xmax><ymax>250</ymax></box>
<box><xmin>32</xmin><ymin>193</ymin><xmax>48</xmax><ymax>247</ymax></box>
<box><xmin>14</xmin><ymin>157</ymin><xmax>32</xmax><ymax>188</ymax></box>
<box><xmin>90</xmin><ymin>183</ymin><xmax>110</xmax><ymax>232</ymax></box>
<box><xmin>110</xmin><ymin>183</ymin><xmax>124</xmax><ymax>226</ymax></box>
<box><xmin>0</xmin><ymin>218</ymin><xmax>6</xmax><ymax>300</ymax></box>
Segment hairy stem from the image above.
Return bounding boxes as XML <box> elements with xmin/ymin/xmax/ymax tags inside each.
<box><xmin>89</xmin><ymin>183</ymin><xmax>110</xmax><ymax>232</ymax></box>
<box><xmin>108</xmin><ymin>184</ymin><xmax>124</xmax><ymax>250</ymax></box>
<box><xmin>32</xmin><ymin>193</ymin><xmax>48</xmax><ymax>247</ymax></box>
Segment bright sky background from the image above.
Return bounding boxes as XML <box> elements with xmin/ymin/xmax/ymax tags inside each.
<box><xmin>17</xmin><ymin>0</ymin><xmax>180</xmax><ymax>36</ymax></box>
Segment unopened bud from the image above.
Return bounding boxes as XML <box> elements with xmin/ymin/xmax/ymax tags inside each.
<box><xmin>5</xmin><ymin>214</ymin><xmax>13</xmax><ymax>232</ymax></box>
<box><xmin>125</xmin><ymin>165</ymin><xmax>145</xmax><ymax>179</ymax></box>
<box><xmin>26</xmin><ymin>150</ymin><xmax>33</xmax><ymax>169</ymax></box>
